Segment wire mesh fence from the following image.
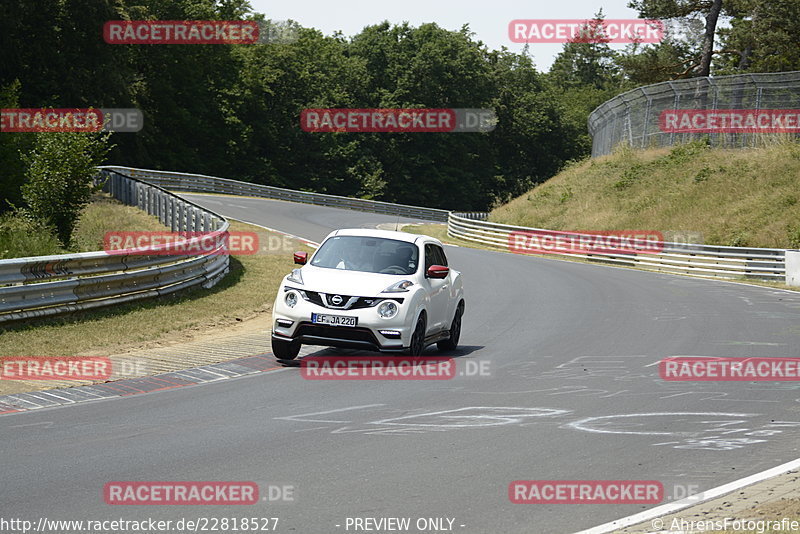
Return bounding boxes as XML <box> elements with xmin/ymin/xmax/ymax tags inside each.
<box><xmin>588</xmin><ymin>71</ymin><xmax>800</xmax><ymax>157</ymax></box>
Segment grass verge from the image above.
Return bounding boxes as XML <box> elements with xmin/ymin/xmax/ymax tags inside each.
<box><xmin>0</xmin><ymin>192</ymin><xmax>167</xmax><ymax>259</ymax></box>
<box><xmin>0</xmin><ymin>218</ymin><xmax>313</xmax><ymax>356</ymax></box>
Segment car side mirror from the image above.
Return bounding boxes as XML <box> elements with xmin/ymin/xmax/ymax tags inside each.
<box><xmin>426</xmin><ymin>265</ymin><xmax>449</xmax><ymax>279</ymax></box>
<box><xmin>293</xmin><ymin>251</ymin><xmax>308</xmax><ymax>265</ymax></box>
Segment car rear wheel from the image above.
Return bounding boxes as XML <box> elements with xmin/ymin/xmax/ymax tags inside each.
<box><xmin>406</xmin><ymin>314</ymin><xmax>426</xmax><ymax>356</ymax></box>
<box><xmin>272</xmin><ymin>337</ymin><xmax>301</xmax><ymax>360</ymax></box>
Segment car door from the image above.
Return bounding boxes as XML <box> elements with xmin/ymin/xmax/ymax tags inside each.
<box><xmin>423</xmin><ymin>243</ymin><xmax>450</xmax><ymax>332</ymax></box>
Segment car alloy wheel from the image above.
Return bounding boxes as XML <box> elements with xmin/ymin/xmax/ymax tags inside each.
<box><xmin>407</xmin><ymin>314</ymin><xmax>426</xmax><ymax>356</ymax></box>
<box><xmin>437</xmin><ymin>303</ymin><xmax>463</xmax><ymax>351</ymax></box>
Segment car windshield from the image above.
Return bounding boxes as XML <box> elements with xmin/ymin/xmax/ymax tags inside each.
<box><xmin>311</xmin><ymin>236</ymin><xmax>418</xmax><ymax>275</ymax></box>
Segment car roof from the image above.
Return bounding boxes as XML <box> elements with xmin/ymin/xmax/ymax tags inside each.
<box><xmin>327</xmin><ymin>228</ymin><xmax>441</xmax><ymax>246</ymax></box>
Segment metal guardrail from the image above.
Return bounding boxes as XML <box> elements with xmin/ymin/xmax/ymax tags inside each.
<box><xmin>100</xmin><ymin>166</ymin><xmax>451</xmax><ymax>222</ymax></box>
<box><xmin>448</xmin><ymin>213</ymin><xmax>786</xmax><ymax>281</ymax></box>
<box><xmin>588</xmin><ymin>71</ymin><xmax>800</xmax><ymax>157</ymax></box>
<box><xmin>1</xmin><ymin>163</ymin><xmax>789</xmax><ymax>326</ymax></box>
<box><xmin>0</xmin><ymin>170</ymin><xmax>230</xmax><ymax>323</ymax></box>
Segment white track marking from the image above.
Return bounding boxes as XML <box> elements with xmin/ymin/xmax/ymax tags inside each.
<box><xmin>576</xmin><ymin>456</ymin><xmax>800</xmax><ymax>534</ymax></box>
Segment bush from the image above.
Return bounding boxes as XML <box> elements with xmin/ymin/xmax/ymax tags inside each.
<box><xmin>21</xmin><ymin>131</ymin><xmax>113</xmax><ymax>246</ymax></box>
<box><xmin>0</xmin><ymin>213</ymin><xmax>64</xmax><ymax>259</ymax></box>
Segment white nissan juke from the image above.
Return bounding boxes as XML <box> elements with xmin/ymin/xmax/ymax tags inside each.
<box><xmin>271</xmin><ymin>228</ymin><xmax>464</xmax><ymax>360</ymax></box>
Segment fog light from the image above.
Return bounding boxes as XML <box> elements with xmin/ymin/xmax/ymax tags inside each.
<box><xmin>377</xmin><ymin>300</ymin><xmax>398</xmax><ymax>318</ymax></box>
<box><xmin>379</xmin><ymin>330</ymin><xmax>401</xmax><ymax>338</ymax></box>
<box><xmin>276</xmin><ymin>319</ymin><xmax>294</xmax><ymax>327</ymax></box>
<box><xmin>285</xmin><ymin>291</ymin><xmax>298</xmax><ymax>308</ymax></box>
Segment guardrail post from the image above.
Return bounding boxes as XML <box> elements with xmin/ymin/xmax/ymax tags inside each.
<box><xmin>176</xmin><ymin>202</ymin><xmax>184</xmax><ymax>232</ymax></box>
<box><xmin>203</xmin><ymin>212</ymin><xmax>211</xmax><ymax>232</ymax></box>
<box><xmin>159</xmin><ymin>193</ymin><xmax>166</xmax><ymax>225</ymax></box>
<box><xmin>787</xmin><ymin>251</ymin><xmax>800</xmax><ymax>287</ymax></box>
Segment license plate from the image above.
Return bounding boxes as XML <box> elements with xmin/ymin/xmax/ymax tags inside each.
<box><xmin>311</xmin><ymin>313</ymin><xmax>358</xmax><ymax>327</ymax></box>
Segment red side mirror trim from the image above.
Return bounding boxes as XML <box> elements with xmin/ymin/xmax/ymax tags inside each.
<box><xmin>427</xmin><ymin>265</ymin><xmax>449</xmax><ymax>279</ymax></box>
<box><xmin>293</xmin><ymin>251</ymin><xmax>308</xmax><ymax>265</ymax></box>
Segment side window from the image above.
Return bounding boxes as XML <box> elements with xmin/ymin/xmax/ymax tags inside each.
<box><xmin>425</xmin><ymin>244</ymin><xmax>448</xmax><ymax>270</ymax></box>
<box><xmin>435</xmin><ymin>245</ymin><xmax>448</xmax><ymax>267</ymax></box>
<box><xmin>424</xmin><ymin>244</ymin><xmax>436</xmax><ymax>271</ymax></box>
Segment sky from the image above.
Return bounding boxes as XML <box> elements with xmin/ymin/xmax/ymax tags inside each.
<box><xmin>249</xmin><ymin>0</ymin><xmax>647</xmax><ymax>71</ymax></box>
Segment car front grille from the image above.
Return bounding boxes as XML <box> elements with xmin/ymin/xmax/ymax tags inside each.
<box><xmin>301</xmin><ymin>291</ymin><xmax>403</xmax><ymax>310</ymax></box>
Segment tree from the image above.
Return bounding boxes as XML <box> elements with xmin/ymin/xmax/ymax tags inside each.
<box><xmin>22</xmin><ymin>131</ymin><xmax>113</xmax><ymax>246</ymax></box>
<box><xmin>546</xmin><ymin>13</ymin><xmax>628</xmax><ymax>159</ymax></box>
<box><xmin>628</xmin><ymin>0</ymin><xmax>724</xmax><ymax>76</ymax></box>
<box><xmin>0</xmin><ymin>81</ymin><xmax>34</xmax><ymax>213</ymax></box>
<box><xmin>549</xmin><ymin>13</ymin><xmax>623</xmax><ymax>90</ymax></box>
<box><xmin>717</xmin><ymin>0</ymin><xmax>800</xmax><ymax>73</ymax></box>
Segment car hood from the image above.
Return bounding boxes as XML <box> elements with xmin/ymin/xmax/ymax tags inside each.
<box><xmin>295</xmin><ymin>265</ymin><xmax>412</xmax><ymax>296</ymax></box>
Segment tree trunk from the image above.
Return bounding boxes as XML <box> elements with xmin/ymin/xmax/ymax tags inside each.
<box><xmin>697</xmin><ymin>0</ymin><xmax>723</xmax><ymax>76</ymax></box>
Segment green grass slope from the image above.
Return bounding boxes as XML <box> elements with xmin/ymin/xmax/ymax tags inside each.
<box><xmin>490</xmin><ymin>141</ymin><xmax>800</xmax><ymax>248</ymax></box>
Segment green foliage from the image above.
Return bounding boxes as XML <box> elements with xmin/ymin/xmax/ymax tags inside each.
<box><xmin>717</xmin><ymin>0</ymin><xmax>800</xmax><ymax>73</ymax></box>
<box><xmin>0</xmin><ymin>81</ymin><xmax>33</xmax><ymax>213</ymax></box>
<box><xmin>0</xmin><ymin>213</ymin><xmax>63</xmax><ymax>259</ymax></box>
<box><xmin>21</xmin><ymin>132</ymin><xmax>113</xmax><ymax>246</ymax></box>
<box><xmin>2</xmin><ymin>0</ymin><xmax>792</xmax><ymax>216</ymax></box>
<box><xmin>788</xmin><ymin>224</ymin><xmax>800</xmax><ymax>249</ymax></box>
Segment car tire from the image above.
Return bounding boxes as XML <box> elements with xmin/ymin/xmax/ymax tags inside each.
<box><xmin>272</xmin><ymin>337</ymin><xmax>301</xmax><ymax>360</ymax></box>
<box><xmin>406</xmin><ymin>314</ymin><xmax>426</xmax><ymax>356</ymax></box>
<box><xmin>437</xmin><ymin>302</ymin><xmax>463</xmax><ymax>351</ymax></box>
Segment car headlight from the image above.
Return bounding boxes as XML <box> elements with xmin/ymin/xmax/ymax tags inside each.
<box><xmin>382</xmin><ymin>280</ymin><xmax>413</xmax><ymax>293</ymax></box>
<box><xmin>285</xmin><ymin>291</ymin><xmax>299</xmax><ymax>308</ymax></box>
<box><xmin>287</xmin><ymin>268</ymin><xmax>303</xmax><ymax>285</ymax></box>
<box><xmin>377</xmin><ymin>300</ymin><xmax>398</xmax><ymax>318</ymax></box>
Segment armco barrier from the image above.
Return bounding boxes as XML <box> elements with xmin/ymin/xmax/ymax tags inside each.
<box><xmin>97</xmin><ymin>167</ymin><xmax>789</xmax><ymax>282</ymax></box>
<box><xmin>448</xmin><ymin>212</ymin><xmax>786</xmax><ymax>281</ymax></box>
<box><xmin>100</xmin><ymin>166</ymin><xmax>451</xmax><ymax>222</ymax></box>
<box><xmin>2</xmin><ymin>165</ymin><xmax>792</xmax><ymax>326</ymax></box>
<box><xmin>0</xmin><ymin>170</ymin><xmax>230</xmax><ymax>323</ymax></box>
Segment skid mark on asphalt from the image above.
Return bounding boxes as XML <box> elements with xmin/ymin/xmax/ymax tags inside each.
<box><xmin>275</xmin><ymin>404</ymin><xmax>800</xmax><ymax>448</ymax></box>
<box><xmin>275</xmin><ymin>405</ymin><xmax>570</xmax><ymax>435</ymax></box>
<box><xmin>566</xmin><ymin>412</ymin><xmax>800</xmax><ymax>450</ymax></box>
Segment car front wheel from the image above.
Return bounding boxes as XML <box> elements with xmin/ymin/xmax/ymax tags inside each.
<box><xmin>406</xmin><ymin>314</ymin><xmax>426</xmax><ymax>356</ymax></box>
<box><xmin>437</xmin><ymin>302</ymin><xmax>463</xmax><ymax>351</ymax></box>
<box><xmin>272</xmin><ymin>336</ymin><xmax>301</xmax><ymax>360</ymax></box>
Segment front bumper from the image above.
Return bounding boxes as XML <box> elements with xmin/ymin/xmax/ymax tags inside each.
<box><xmin>272</xmin><ymin>289</ymin><xmax>413</xmax><ymax>352</ymax></box>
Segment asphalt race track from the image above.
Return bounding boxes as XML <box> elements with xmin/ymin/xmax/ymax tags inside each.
<box><xmin>3</xmin><ymin>193</ymin><xmax>800</xmax><ymax>534</ymax></box>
